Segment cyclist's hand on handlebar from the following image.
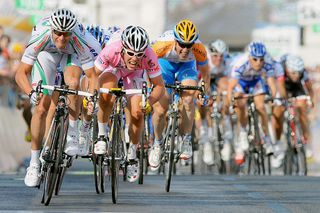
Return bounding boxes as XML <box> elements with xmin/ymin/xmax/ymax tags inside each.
<box><xmin>83</xmin><ymin>97</ymin><xmax>96</xmax><ymax>115</ymax></box>
<box><xmin>29</xmin><ymin>90</ymin><xmax>41</xmax><ymax>105</ymax></box>
<box><xmin>197</xmin><ymin>93</ymin><xmax>211</xmax><ymax>107</ymax></box>
<box><xmin>140</xmin><ymin>100</ymin><xmax>152</xmax><ymax>114</ymax></box>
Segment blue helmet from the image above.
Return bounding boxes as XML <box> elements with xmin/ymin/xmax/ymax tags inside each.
<box><xmin>248</xmin><ymin>41</ymin><xmax>266</xmax><ymax>58</ymax></box>
<box><xmin>86</xmin><ymin>25</ymin><xmax>107</xmax><ymax>46</ymax></box>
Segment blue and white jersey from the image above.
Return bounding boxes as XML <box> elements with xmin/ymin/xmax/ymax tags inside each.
<box><xmin>230</xmin><ymin>53</ymin><xmax>275</xmax><ymax>82</ymax></box>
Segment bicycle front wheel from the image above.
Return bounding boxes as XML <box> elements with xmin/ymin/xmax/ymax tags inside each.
<box><xmin>110</xmin><ymin>114</ymin><xmax>120</xmax><ymax>204</ymax></box>
<box><xmin>165</xmin><ymin>113</ymin><xmax>177</xmax><ymax>192</ymax></box>
<box><xmin>43</xmin><ymin>116</ymin><xmax>65</xmax><ymax>206</ymax></box>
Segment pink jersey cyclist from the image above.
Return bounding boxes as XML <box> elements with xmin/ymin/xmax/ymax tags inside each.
<box><xmin>95</xmin><ymin>33</ymin><xmax>161</xmax><ymax>89</ymax></box>
<box><xmin>94</xmin><ymin>26</ymin><xmax>165</xmax><ymax>183</ymax></box>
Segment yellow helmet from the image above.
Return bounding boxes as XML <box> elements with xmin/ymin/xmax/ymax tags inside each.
<box><xmin>174</xmin><ymin>19</ymin><xmax>198</xmax><ymax>44</ymax></box>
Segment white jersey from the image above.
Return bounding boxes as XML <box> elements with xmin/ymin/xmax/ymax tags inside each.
<box><xmin>22</xmin><ymin>17</ymin><xmax>101</xmax><ymax>70</ymax></box>
<box><xmin>207</xmin><ymin>49</ymin><xmax>232</xmax><ymax>77</ymax></box>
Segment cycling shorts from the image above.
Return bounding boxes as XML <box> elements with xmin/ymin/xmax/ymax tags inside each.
<box><xmin>31</xmin><ymin>51</ymin><xmax>81</xmax><ymax>95</ymax></box>
<box><xmin>158</xmin><ymin>58</ymin><xmax>198</xmax><ymax>93</ymax></box>
<box><xmin>234</xmin><ymin>77</ymin><xmax>267</xmax><ymax>95</ymax></box>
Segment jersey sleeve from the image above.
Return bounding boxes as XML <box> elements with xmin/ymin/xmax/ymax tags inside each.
<box><xmin>94</xmin><ymin>40</ymin><xmax>121</xmax><ymax>71</ymax></box>
<box><xmin>151</xmin><ymin>41</ymin><xmax>174</xmax><ymax>58</ymax></box>
<box><xmin>143</xmin><ymin>47</ymin><xmax>161</xmax><ymax>78</ymax></box>
<box><xmin>192</xmin><ymin>43</ymin><xmax>208</xmax><ymax>66</ymax></box>
<box><xmin>21</xmin><ymin>18</ymin><xmax>51</xmax><ymax>65</ymax></box>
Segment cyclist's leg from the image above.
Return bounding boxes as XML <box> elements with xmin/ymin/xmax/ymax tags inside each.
<box><xmin>296</xmin><ymin>99</ymin><xmax>310</xmax><ymax>143</ymax></box>
<box><xmin>25</xmin><ymin>51</ymin><xmax>59</xmax><ymax>187</ymax></box>
<box><xmin>233</xmin><ymin>82</ymin><xmax>248</xmax><ymax>165</ymax></box>
<box><xmin>176</xmin><ymin>61</ymin><xmax>198</xmax><ymax>159</ymax></box>
<box><xmin>253</xmin><ymin>79</ymin><xmax>274</xmax><ymax>154</ymax></box>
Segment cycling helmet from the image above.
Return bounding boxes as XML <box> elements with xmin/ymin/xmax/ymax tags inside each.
<box><xmin>248</xmin><ymin>41</ymin><xmax>267</xmax><ymax>58</ymax></box>
<box><xmin>209</xmin><ymin>39</ymin><xmax>228</xmax><ymax>54</ymax></box>
<box><xmin>121</xmin><ymin>26</ymin><xmax>149</xmax><ymax>52</ymax></box>
<box><xmin>174</xmin><ymin>19</ymin><xmax>199</xmax><ymax>44</ymax></box>
<box><xmin>285</xmin><ymin>54</ymin><xmax>304</xmax><ymax>73</ymax></box>
<box><xmin>50</xmin><ymin>8</ymin><xmax>77</xmax><ymax>32</ymax></box>
<box><xmin>86</xmin><ymin>25</ymin><xmax>106</xmax><ymax>46</ymax></box>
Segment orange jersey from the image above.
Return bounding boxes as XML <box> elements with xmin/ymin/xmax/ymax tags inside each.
<box><xmin>152</xmin><ymin>30</ymin><xmax>208</xmax><ymax>66</ymax></box>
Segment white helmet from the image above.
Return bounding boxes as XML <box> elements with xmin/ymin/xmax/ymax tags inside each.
<box><xmin>209</xmin><ymin>39</ymin><xmax>228</xmax><ymax>54</ymax></box>
<box><xmin>50</xmin><ymin>8</ymin><xmax>77</xmax><ymax>32</ymax></box>
<box><xmin>121</xmin><ymin>26</ymin><xmax>149</xmax><ymax>52</ymax></box>
<box><xmin>285</xmin><ymin>54</ymin><xmax>304</xmax><ymax>73</ymax></box>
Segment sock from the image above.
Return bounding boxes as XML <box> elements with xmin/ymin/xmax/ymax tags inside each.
<box><xmin>69</xmin><ymin>119</ymin><xmax>78</xmax><ymax>131</ymax></box>
<box><xmin>240</xmin><ymin>126</ymin><xmax>246</xmax><ymax>132</ymax></box>
<box><xmin>82</xmin><ymin>119</ymin><xmax>91</xmax><ymax>132</ymax></box>
<box><xmin>30</xmin><ymin>149</ymin><xmax>40</xmax><ymax>166</ymax></box>
<box><xmin>153</xmin><ymin>138</ymin><xmax>163</xmax><ymax>146</ymax></box>
<box><xmin>98</xmin><ymin>122</ymin><xmax>108</xmax><ymax>137</ymax></box>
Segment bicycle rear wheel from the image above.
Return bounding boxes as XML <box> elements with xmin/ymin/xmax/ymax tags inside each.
<box><xmin>165</xmin><ymin>113</ymin><xmax>177</xmax><ymax>192</ymax></box>
<box><xmin>296</xmin><ymin>146</ymin><xmax>307</xmax><ymax>176</ymax></box>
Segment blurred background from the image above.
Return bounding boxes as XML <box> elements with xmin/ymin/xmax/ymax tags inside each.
<box><xmin>1</xmin><ymin>0</ymin><xmax>320</xmax><ymax>173</ymax></box>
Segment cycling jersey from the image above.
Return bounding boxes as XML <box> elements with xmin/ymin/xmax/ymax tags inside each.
<box><xmin>152</xmin><ymin>30</ymin><xmax>208</xmax><ymax>66</ymax></box>
<box><xmin>285</xmin><ymin>69</ymin><xmax>310</xmax><ymax>97</ymax></box>
<box><xmin>230</xmin><ymin>54</ymin><xmax>275</xmax><ymax>81</ymax></box>
<box><xmin>230</xmin><ymin>54</ymin><xmax>274</xmax><ymax>95</ymax></box>
<box><xmin>22</xmin><ymin>17</ymin><xmax>101</xmax><ymax>71</ymax></box>
<box><xmin>207</xmin><ymin>51</ymin><xmax>232</xmax><ymax>78</ymax></box>
<box><xmin>94</xmin><ymin>36</ymin><xmax>161</xmax><ymax>89</ymax></box>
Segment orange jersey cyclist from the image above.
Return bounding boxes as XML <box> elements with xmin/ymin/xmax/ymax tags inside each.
<box><xmin>149</xmin><ymin>19</ymin><xmax>210</xmax><ymax>170</ymax></box>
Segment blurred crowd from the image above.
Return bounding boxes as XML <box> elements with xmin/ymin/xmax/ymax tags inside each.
<box><xmin>0</xmin><ymin>25</ymin><xmax>26</xmax><ymax>109</ymax></box>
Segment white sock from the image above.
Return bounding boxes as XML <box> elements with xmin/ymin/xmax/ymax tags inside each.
<box><xmin>69</xmin><ymin>119</ymin><xmax>78</xmax><ymax>131</ymax></box>
<box><xmin>30</xmin><ymin>149</ymin><xmax>40</xmax><ymax>166</ymax></box>
<box><xmin>240</xmin><ymin>126</ymin><xmax>246</xmax><ymax>132</ymax></box>
<box><xmin>98</xmin><ymin>122</ymin><xmax>108</xmax><ymax>137</ymax></box>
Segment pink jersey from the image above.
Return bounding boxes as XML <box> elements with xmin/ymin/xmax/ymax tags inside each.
<box><xmin>94</xmin><ymin>40</ymin><xmax>161</xmax><ymax>81</ymax></box>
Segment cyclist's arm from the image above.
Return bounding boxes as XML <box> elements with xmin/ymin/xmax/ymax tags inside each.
<box><xmin>83</xmin><ymin>66</ymin><xmax>99</xmax><ymax>92</ymax></box>
<box><xmin>227</xmin><ymin>78</ymin><xmax>238</xmax><ymax>105</ymax></box>
<box><xmin>304</xmin><ymin>79</ymin><xmax>314</xmax><ymax>104</ymax></box>
<box><xmin>148</xmin><ymin>75</ymin><xmax>165</xmax><ymax>106</ymax></box>
<box><xmin>198</xmin><ymin>63</ymin><xmax>210</xmax><ymax>93</ymax></box>
<box><xmin>15</xmin><ymin>62</ymin><xmax>33</xmax><ymax>95</ymax></box>
<box><xmin>267</xmin><ymin>76</ymin><xmax>277</xmax><ymax>98</ymax></box>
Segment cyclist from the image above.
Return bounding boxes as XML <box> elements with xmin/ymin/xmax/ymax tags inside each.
<box><xmin>149</xmin><ymin>19</ymin><xmax>210</xmax><ymax>170</ymax></box>
<box><xmin>263</xmin><ymin>53</ymin><xmax>287</xmax><ymax>167</ymax></box>
<box><xmin>275</xmin><ymin>54</ymin><xmax>314</xmax><ymax>157</ymax></box>
<box><xmin>78</xmin><ymin>25</ymin><xmax>121</xmax><ymax>156</ymax></box>
<box><xmin>227</xmin><ymin>41</ymin><xmax>277</xmax><ymax>165</ymax></box>
<box><xmin>201</xmin><ymin>39</ymin><xmax>232</xmax><ymax>165</ymax></box>
<box><xmin>15</xmin><ymin>8</ymin><xmax>101</xmax><ymax>187</ymax></box>
<box><xmin>94</xmin><ymin>26</ymin><xmax>165</xmax><ymax>182</ymax></box>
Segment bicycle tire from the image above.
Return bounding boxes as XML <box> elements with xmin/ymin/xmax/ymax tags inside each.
<box><xmin>296</xmin><ymin>146</ymin><xmax>307</xmax><ymax>176</ymax></box>
<box><xmin>91</xmin><ymin>114</ymin><xmax>105</xmax><ymax>194</ymax></box>
<box><xmin>110</xmin><ymin>114</ymin><xmax>120</xmax><ymax>204</ymax></box>
<box><xmin>54</xmin><ymin>118</ymin><xmax>69</xmax><ymax>195</ymax></box>
<box><xmin>165</xmin><ymin>112</ymin><xmax>177</xmax><ymax>192</ymax></box>
<box><xmin>253</xmin><ymin>110</ymin><xmax>265</xmax><ymax>175</ymax></box>
<box><xmin>284</xmin><ymin>120</ymin><xmax>294</xmax><ymax>175</ymax></box>
<box><xmin>43</xmin><ymin>116</ymin><xmax>64</xmax><ymax>206</ymax></box>
<box><xmin>138</xmin><ymin>125</ymin><xmax>145</xmax><ymax>185</ymax></box>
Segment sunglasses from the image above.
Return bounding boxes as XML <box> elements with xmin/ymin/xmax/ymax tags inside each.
<box><xmin>177</xmin><ymin>41</ymin><xmax>194</xmax><ymax>49</ymax></box>
<box><xmin>124</xmin><ymin>48</ymin><xmax>145</xmax><ymax>58</ymax></box>
<box><xmin>53</xmin><ymin>30</ymin><xmax>72</xmax><ymax>37</ymax></box>
<box><xmin>212</xmin><ymin>53</ymin><xmax>223</xmax><ymax>58</ymax></box>
<box><xmin>252</xmin><ymin>57</ymin><xmax>264</xmax><ymax>62</ymax></box>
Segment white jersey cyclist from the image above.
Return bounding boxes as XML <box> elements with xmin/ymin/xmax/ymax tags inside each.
<box><xmin>22</xmin><ymin>17</ymin><xmax>101</xmax><ymax>91</ymax></box>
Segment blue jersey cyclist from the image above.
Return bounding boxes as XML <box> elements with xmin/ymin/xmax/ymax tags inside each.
<box><xmin>227</xmin><ymin>41</ymin><xmax>277</xmax><ymax>165</ymax></box>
